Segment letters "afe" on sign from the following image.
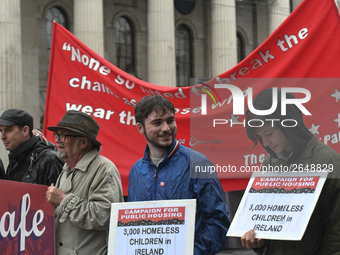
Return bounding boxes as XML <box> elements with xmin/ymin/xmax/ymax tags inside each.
<box><xmin>0</xmin><ymin>193</ymin><xmax>45</xmax><ymax>252</ymax></box>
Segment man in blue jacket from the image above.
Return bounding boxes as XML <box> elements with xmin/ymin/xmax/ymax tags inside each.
<box><xmin>128</xmin><ymin>95</ymin><xmax>230</xmax><ymax>255</ymax></box>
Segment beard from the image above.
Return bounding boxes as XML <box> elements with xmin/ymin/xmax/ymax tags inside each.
<box><xmin>144</xmin><ymin>129</ymin><xmax>177</xmax><ymax>151</ymax></box>
<box><xmin>56</xmin><ymin>138</ymin><xmax>80</xmax><ymax>160</ymax></box>
<box><xmin>57</xmin><ymin>150</ymin><xmax>66</xmax><ymax>159</ymax></box>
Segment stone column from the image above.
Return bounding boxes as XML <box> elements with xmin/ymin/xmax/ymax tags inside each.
<box><xmin>21</xmin><ymin>0</ymin><xmax>40</xmax><ymax>129</ymax></box>
<box><xmin>0</xmin><ymin>0</ymin><xmax>23</xmax><ymax>110</ymax></box>
<box><xmin>268</xmin><ymin>0</ymin><xmax>290</xmax><ymax>34</ymax></box>
<box><xmin>74</xmin><ymin>0</ymin><xmax>104</xmax><ymax>57</ymax></box>
<box><xmin>211</xmin><ymin>0</ymin><xmax>237</xmax><ymax>77</ymax></box>
<box><xmin>147</xmin><ymin>0</ymin><xmax>176</xmax><ymax>87</ymax></box>
<box><xmin>335</xmin><ymin>0</ymin><xmax>340</xmax><ymax>8</ymax></box>
<box><xmin>0</xmin><ymin>0</ymin><xmax>23</xmax><ymax>165</ymax></box>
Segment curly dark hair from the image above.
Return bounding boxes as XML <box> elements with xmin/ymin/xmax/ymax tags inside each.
<box><xmin>134</xmin><ymin>95</ymin><xmax>175</xmax><ymax>127</ymax></box>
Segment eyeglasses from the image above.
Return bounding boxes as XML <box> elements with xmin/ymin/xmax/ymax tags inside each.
<box><xmin>53</xmin><ymin>133</ymin><xmax>83</xmax><ymax>143</ymax></box>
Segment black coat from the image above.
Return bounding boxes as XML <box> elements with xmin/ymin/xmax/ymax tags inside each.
<box><xmin>0</xmin><ymin>158</ymin><xmax>5</xmax><ymax>179</ymax></box>
<box><xmin>5</xmin><ymin>136</ymin><xmax>63</xmax><ymax>185</ymax></box>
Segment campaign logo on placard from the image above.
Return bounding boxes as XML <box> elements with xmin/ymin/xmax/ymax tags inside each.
<box><xmin>249</xmin><ymin>176</ymin><xmax>319</xmax><ymax>194</ymax></box>
<box><xmin>117</xmin><ymin>206</ymin><xmax>185</xmax><ymax>227</ymax></box>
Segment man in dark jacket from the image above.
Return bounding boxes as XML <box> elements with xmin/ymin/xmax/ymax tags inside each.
<box><xmin>0</xmin><ymin>109</ymin><xmax>63</xmax><ymax>185</ymax></box>
<box><xmin>128</xmin><ymin>95</ymin><xmax>230</xmax><ymax>255</ymax></box>
<box><xmin>241</xmin><ymin>88</ymin><xmax>340</xmax><ymax>254</ymax></box>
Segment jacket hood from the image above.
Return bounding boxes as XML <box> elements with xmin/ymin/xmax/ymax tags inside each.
<box><xmin>249</xmin><ymin>88</ymin><xmax>313</xmax><ymax>162</ymax></box>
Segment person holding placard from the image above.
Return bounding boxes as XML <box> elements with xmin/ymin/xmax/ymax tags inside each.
<box><xmin>241</xmin><ymin>88</ymin><xmax>340</xmax><ymax>254</ymax></box>
<box><xmin>128</xmin><ymin>95</ymin><xmax>230</xmax><ymax>255</ymax></box>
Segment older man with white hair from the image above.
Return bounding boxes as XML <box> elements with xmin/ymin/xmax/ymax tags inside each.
<box><xmin>46</xmin><ymin>110</ymin><xmax>124</xmax><ymax>255</ymax></box>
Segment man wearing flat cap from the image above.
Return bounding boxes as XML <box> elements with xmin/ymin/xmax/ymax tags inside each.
<box><xmin>45</xmin><ymin>110</ymin><xmax>124</xmax><ymax>255</ymax></box>
<box><xmin>0</xmin><ymin>109</ymin><xmax>63</xmax><ymax>185</ymax></box>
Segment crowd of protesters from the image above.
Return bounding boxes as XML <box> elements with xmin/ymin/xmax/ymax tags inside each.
<box><xmin>0</xmin><ymin>90</ymin><xmax>339</xmax><ymax>254</ymax></box>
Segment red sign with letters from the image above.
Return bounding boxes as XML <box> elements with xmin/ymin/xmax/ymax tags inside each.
<box><xmin>0</xmin><ymin>180</ymin><xmax>54</xmax><ymax>255</ymax></box>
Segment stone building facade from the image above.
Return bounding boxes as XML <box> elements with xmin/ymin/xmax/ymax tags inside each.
<box><xmin>2</xmin><ymin>0</ymin><xmax>340</xmax><ymax>249</ymax></box>
<box><xmin>2</xmin><ymin>0</ymin><xmax>337</xmax><ymax>164</ymax></box>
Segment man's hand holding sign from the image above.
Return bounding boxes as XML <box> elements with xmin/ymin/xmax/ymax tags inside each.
<box><xmin>227</xmin><ymin>88</ymin><xmax>340</xmax><ymax>254</ymax></box>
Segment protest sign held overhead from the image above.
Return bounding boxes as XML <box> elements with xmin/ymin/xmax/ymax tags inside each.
<box><xmin>43</xmin><ymin>0</ymin><xmax>340</xmax><ymax>195</ymax></box>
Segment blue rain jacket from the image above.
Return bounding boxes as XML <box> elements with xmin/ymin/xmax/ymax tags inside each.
<box><xmin>128</xmin><ymin>140</ymin><xmax>230</xmax><ymax>255</ymax></box>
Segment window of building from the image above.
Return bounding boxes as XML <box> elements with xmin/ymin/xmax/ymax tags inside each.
<box><xmin>46</xmin><ymin>7</ymin><xmax>68</xmax><ymax>55</ymax></box>
<box><xmin>237</xmin><ymin>32</ymin><xmax>245</xmax><ymax>63</ymax></box>
<box><xmin>115</xmin><ymin>17</ymin><xmax>135</xmax><ymax>76</ymax></box>
<box><xmin>43</xmin><ymin>7</ymin><xmax>68</xmax><ymax>127</ymax></box>
<box><xmin>114</xmin><ymin>0</ymin><xmax>136</xmax><ymax>7</ymax></box>
<box><xmin>176</xmin><ymin>24</ymin><xmax>192</xmax><ymax>87</ymax></box>
<box><xmin>175</xmin><ymin>0</ymin><xmax>196</xmax><ymax>15</ymax></box>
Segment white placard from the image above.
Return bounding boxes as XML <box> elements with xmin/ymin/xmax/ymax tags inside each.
<box><xmin>227</xmin><ymin>171</ymin><xmax>328</xmax><ymax>240</ymax></box>
<box><xmin>108</xmin><ymin>199</ymin><xmax>196</xmax><ymax>255</ymax></box>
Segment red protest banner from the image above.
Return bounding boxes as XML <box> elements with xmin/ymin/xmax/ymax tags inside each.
<box><xmin>0</xmin><ymin>180</ymin><xmax>55</xmax><ymax>255</ymax></box>
<box><xmin>43</xmin><ymin>0</ymin><xmax>340</xmax><ymax>195</ymax></box>
<box><xmin>190</xmin><ymin>0</ymin><xmax>340</xmax><ymax>188</ymax></box>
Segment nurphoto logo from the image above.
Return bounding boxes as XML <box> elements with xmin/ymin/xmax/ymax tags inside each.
<box><xmin>199</xmin><ymin>85</ymin><xmax>311</xmax><ymax>128</ymax></box>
